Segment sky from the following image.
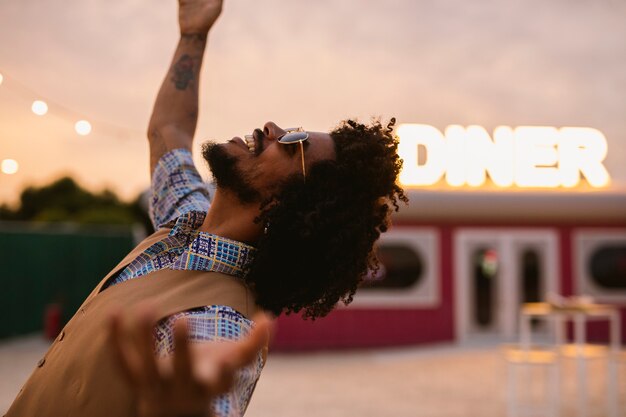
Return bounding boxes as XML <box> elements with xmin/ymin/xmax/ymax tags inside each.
<box><xmin>1</xmin><ymin>0</ymin><xmax>625</xmax><ymax>206</ymax></box>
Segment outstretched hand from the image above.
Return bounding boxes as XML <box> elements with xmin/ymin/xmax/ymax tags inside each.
<box><xmin>110</xmin><ymin>305</ymin><xmax>272</xmax><ymax>417</ymax></box>
<box><xmin>178</xmin><ymin>0</ymin><xmax>224</xmax><ymax>35</ymax></box>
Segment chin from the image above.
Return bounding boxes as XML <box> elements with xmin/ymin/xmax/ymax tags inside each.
<box><xmin>201</xmin><ymin>141</ymin><xmax>261</xmax><ymax>204</ymax></box>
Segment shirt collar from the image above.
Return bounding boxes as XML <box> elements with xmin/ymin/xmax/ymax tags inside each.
<box><xmin>167</xmin><ymin>211</ymin><xmax>257</xmax><ymax>278</ymax></box>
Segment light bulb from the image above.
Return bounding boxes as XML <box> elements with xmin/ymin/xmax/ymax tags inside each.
<box><xmin>75</xmin><ymin>120</ymin><xmax>92</xmax><ymax>136</ymax></box>
<box><xmin>1</xmin><ymin>159</ymin><xmax>19</xmax><ymax>175</ymax></box>
<box><xmin>32</xmin><ymin>100</ymin><xmax>48</xmax><ymax>116</ymax></box>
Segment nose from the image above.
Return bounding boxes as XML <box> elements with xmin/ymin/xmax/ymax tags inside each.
<box><xmin>263</xmin><ymin>122</ymin><xmax>285</xmax><ymax>141</ymax></box>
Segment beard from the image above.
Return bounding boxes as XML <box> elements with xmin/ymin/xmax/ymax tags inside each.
<box><xmin>201</xmin><ymin>141</ymin><xmax>262</xmax><ymax>204</ymax></box>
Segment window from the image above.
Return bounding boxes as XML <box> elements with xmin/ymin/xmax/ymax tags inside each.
<box><xmin>575</xmin><ymin>230</ymin><xmax>626</xmax><ymax>302</ymax></box>
<box><xmin>589</xmin><ymin>246</ymin><xmax>626</xmax><ymax>289</ymax></box>
<box><xmin>521</xmin><ymin>249</ymin><xmax>541</xmax><ymax>303</ymax></box>
<box><xmin>361</xmin><ymin>244</ymin><xmax>423</xmax><ymax>289</ymax></box>
<box><xmin>350</xmin><ymin>228</ymin><xmax>440</xmax><ymax>308</ymax></box>
<box><xmin>472</xmin><ymin>248</ymin><xmax>498</xmax><ymax>328</ymax></box>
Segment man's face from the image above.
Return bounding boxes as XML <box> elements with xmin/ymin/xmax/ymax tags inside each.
<box><xmin>203</xmin><ymin>122</ymin><xmax>336</xmax><ymax>203</ymax></box>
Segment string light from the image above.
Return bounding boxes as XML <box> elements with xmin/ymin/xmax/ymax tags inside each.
<box><xmin>32</xmin><ymin>100</ymin><xmax>48</xmax><ymax>116</ymax></box>
<box><xmin>75</xmin><ymin>120</ymin><xmax>92</xmax><ymax>136</ymax></box>
<box><xmin>0</xmin><ymin>69</ymin><xmax>142</xmax><ymax>140</ymax></box>
<box><xmin>1</xmin><ymin>159</ymin><xmax>19</xmax><ymax>175</ymax></box>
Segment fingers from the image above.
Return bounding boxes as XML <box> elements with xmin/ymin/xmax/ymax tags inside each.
<box><xmin>109</xmin><ymin>303</ymin><xmax>160</xmax><ymax>387</ymax></box>
<box><xmin>136</xmin><ymin>306</ymin><xmax>160</xmax><ymax>383</ymax></box>
<box><xmin>227</xmin><ymin>313</ymin><xmax>273</xmax><ymax>369</ymax></box>
<box><xmin>195</xmin><ymin>312</ymin><xmax>274</xmax><ymax>396</ymax></box>
<box><xmin>215</xmin><ymin>313</ymin><xmax>273</xmax><ymax>394</ymax></box>
<box><xmin>211</xmin><ymin>313</ymin><xmax>274</xmax><ymax>393</ymax></box>
<box><xmin>109</xmin><ymin>305</ymin><xmax>275</xmax><ymax>408</ymax></box>
<box><xmin>173</xmin><ymin>318</ymin><xmax>193</xmax><ymax>382</ymax></box>
<box><xmin>110</xmin><ymin>311</ymin><xmax>140</xmax><ymax>384</ymax></box>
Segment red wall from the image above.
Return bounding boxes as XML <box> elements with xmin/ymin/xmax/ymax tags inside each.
<box><xmin>271</xmin><ymin>227</ymin><xmax>455</xmax><ymax>351</ymax></box>
<box><xmin>270</xmin><ymin>222</ymin><xmax>626</xmax><ymax>350</ymax></box>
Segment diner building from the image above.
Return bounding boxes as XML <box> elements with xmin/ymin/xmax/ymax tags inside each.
<box><xmin>271</xmin><ymin>124</ymin><xmax>626</xmax><ymax>350</ymax></box>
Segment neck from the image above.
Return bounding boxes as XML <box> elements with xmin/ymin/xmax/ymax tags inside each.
<box><xmin>198</xmin><ymin>189</ymin><xmax>263</xmax><ymax>245</ymax></box>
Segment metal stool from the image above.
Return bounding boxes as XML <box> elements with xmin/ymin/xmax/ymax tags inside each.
<box><xmin>504</xmin><ymin>345</ymin><xmax>559</xmax><ymax>417</ymax></box>
<box><xmin>559</xmin><ymin>343</ymin><xmax>610</xmax><ymax>417</ymax></box>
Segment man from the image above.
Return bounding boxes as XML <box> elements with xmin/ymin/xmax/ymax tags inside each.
<box><xmin>7</xmin><ymin>0</ymin><xmax>406</xmax><ymax>416</ymax></box>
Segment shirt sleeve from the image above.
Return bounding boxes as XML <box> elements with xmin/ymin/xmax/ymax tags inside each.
<box><xmin>154</xmin><ymin>306</ymin><xmax>265</xmax><ymax>417</ymax></box>
<box><xmin>149</xmin><ymin>148</ymin><xmax>212</xmax><ymax>229</ymax></box>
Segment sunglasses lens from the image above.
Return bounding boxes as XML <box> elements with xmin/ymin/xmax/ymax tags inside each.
<box><xmin>279</xmin><ymin>132</ymin><xmax>308</xmax><ymax>143</ymax></box>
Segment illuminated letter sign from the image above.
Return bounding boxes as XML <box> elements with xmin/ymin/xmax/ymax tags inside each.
<box><xmin>398</xmin><ymin>124</ymin><xmax>446</xmax><ymax>186</ymax></box>
<box><xmin>396</xmin><ymin>124</ymin><xmax>610</xmax><ymax>188</ymax></box>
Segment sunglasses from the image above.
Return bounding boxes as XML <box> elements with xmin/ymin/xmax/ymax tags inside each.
<box><xmin>277</xmin><ymin>127</ymin><xmax>309</xmax><ymax>182</ymax></box>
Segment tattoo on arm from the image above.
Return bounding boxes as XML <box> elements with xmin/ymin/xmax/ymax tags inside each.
<box><xmin>171</xmin><ymin>54</ymin><xmax>197</xmax><ymax>90</ymax></box>
<box><xmin>170</xmin><ymin>33</ymin><xmax>207</xmax><ymax>91</ymax></box>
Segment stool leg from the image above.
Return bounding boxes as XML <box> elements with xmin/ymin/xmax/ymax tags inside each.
<box><xmin>575</xmin><ymin>314</ymin><xmax>587</xmax><ymax>417</ymax></box>
<box><xmin>508</xmin><ymin>362</ymin><xmax>518</xmax><ymax>417</ymax></box>
<box><xmin>607</xmin><ymin>311</ymin><xmax>619</xmax><ymax>417</ymax></box>
<box><xmin>606</xmin><ymin>354</ymin><xmax>619</xmax><ymax>417</ymax></box>
<box><xmin>549</xmin><ymin>360</ymin><xmax>560</xmax><ymax>417</ymax></box>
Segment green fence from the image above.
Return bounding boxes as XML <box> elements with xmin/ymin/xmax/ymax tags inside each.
<box><xmin>0</xmin><ymin>222</ymin><xmax>139</xmax><ymax>339</ymax></box>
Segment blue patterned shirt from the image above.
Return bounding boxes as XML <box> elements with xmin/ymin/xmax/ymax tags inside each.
<box><xmin>105</xmin><ymin>148</ymin><xmax>262</xmax><ymax>417</ymax></box>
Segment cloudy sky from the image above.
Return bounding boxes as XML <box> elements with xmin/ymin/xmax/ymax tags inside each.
<box><xmin>1</xmin><ymin>0</ymin><xmax>625</xmax><ymax>205</ymax></box>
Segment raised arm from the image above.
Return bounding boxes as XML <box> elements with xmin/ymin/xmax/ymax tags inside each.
<box><xmin>147</xmin><ymin>0</ymin><xmax>223</xmax><ymax>175</ymax></box>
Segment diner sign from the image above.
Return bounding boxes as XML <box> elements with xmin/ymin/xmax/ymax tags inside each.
<box><xmin>397</xmin><ymin>124</ymin><xmax>610</xmax><ymax>188</ymax></box>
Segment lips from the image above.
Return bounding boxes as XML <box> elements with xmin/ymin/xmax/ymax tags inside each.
<box><xmin>230</xmin><ymin>137</ymin><xmax>248</xmax><ymax>150</ymax></box>
<box><xmin>230</xmin><ymin>129</ymin><xmax>264</xmax><ymax>155</ymax></box>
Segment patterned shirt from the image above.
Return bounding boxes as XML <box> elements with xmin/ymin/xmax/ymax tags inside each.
<box><xmin>105</xmin><ymin>148</ymin><xmax>263</xmax><ymax>417</ymax></box>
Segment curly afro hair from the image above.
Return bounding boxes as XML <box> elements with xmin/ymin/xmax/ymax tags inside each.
<box><xmin>243</xmin><ymin>118</ymin><xmax>407</xmax><ymax>319</ymax></box>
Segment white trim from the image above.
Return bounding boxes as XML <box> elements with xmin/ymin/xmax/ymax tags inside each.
<box><xmin>573</xmin><ymin>229</ymin><xmax>626</xmax><ymax>302</ymax></box>
<box><xmin>454</xmin><ymin>228</ymin><xmax>560</xmax><ymax>343</ymax></box>
<box><xmin>350</xmin><ymin>227</ymin><xmax>440</xmax><ymax>308</ymax></box>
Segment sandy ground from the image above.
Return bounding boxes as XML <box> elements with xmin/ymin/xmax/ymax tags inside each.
<box><xmin>1</xmin><ymin>334</ymin><xmax>624</xmax><ymax>416</ymax></box>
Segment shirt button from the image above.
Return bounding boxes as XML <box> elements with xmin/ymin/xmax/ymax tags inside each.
<box><xmin>37</xmin><ymin>358</ymin><xmax>46</xmax><ymax>367</ymax></box>
<box><xmin>58</xmin><ymin>331</ymin><xmax>65</xmax><ymax>341</ymax></box>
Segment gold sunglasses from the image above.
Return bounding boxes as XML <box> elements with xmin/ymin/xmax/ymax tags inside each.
<box><xmin>278</xmin><ymin>127</ymin><xmax>309</xmax><ymax>182</ymax></box>
<box><xmin>245</xmin><ymin>127</ymin><xmax>309</xmax><ymax>182</ymax></box>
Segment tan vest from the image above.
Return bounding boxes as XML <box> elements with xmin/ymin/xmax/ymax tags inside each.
<box><xmin>6</xmin><ymin>228</ymin><xmax>260</xmax><ymax>417</ymax></box>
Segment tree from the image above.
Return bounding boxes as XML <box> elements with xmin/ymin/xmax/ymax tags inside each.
<box><xmin>0</xmin><ymin>177</ymin><xmax>153</xmax><ymax>233</ymax></box>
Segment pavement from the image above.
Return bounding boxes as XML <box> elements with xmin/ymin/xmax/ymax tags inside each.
<box><xmin>1</xmin><ymin>334</ymin><xmax>624</xmax><ymax>416</ymax></box>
